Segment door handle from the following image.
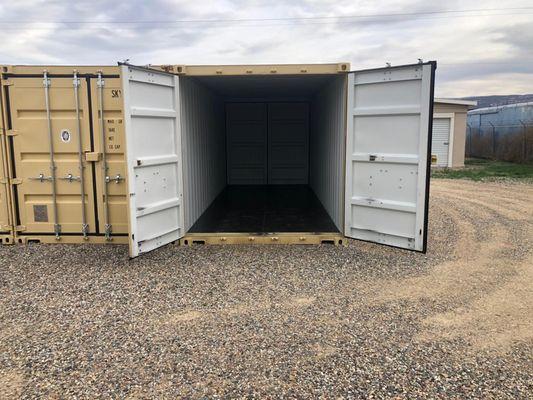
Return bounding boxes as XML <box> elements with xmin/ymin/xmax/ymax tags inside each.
<box><xmin>58</xmin><ymin>173</ymin><xmax>81</xmax><ymax>182</ymax></box>
<box><xmin>29</xmin><ymin>173</ymin><xmax>53</xmax><ymax>182</ymax></box>
<box><xmin>105</xmin><ymin>174</ymin><xmax>125</xmax><ymax>184</ymax></box>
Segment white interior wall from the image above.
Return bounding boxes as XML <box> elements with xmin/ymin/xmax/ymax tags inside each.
<box><xmin>180</xmin><ymin>77</ymin><xmax>226</xmax><ymax>231</ymax></box>
<box><xmin>309</xmin><ymin>76</ymin><xmax>347</xmax><ymax>231</ymax></box>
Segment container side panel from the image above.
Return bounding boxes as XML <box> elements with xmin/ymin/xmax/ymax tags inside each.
<box><xmin>226</xmin><ymin>103</ymin><xmax>267</xmax><ymax>185</ymax></box>
<box><xmin>7</xmin><ymin>76</ymin><xmax>98</xmax><ymax>235</ymax></box>
<box><xmin>179</xmin><ymin>77</ymin><xmax>226</xmax><ymax>231</ymax></box>
<box><xmin>345</xmin><ymin>63</ymin><xmax>434</xmax><ymax>252</ymax></box>
<box><xmin>91</xmin><ymin>76</ymin><xmax>128</xmax><ymax>235</ymax></box>
<box><xmin>309</xmin><ymin>76</ymin><xmax>346</xmax><ymax>231</ymax></box>
<box><xmin>121</xmin><ymin>66</ymin><xmax>185</xmax><ymax>257</ymax></box>
<box><xmin>268</xmin><ymin>103</ymin><xmax>309</xmax><ymax>184</ymax></box>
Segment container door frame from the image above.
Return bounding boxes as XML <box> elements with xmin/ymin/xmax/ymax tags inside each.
<box><xmin>121</xmin><ymin>65</ymin><xmax>185</xmax><ymax>257</ymax></box>
<box><xmin>344</xmin><ymin>62</ymin><xmax>436</xmax><ymax>252</ymax></box>
<box><xmin>0</xmin><ymin>78</ymin><xmax>13</xmax><ymax>237</ymax></box>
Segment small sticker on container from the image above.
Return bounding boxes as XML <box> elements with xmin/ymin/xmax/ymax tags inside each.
<box><xmin>33</xmin><ymin>205</ymin><xmax>48</xmax><ymax>222</ymax></box>
<box><xmin>60</xmin><ymin>129</ymin><xmax>71</xmax><ymax>143</ymax></box>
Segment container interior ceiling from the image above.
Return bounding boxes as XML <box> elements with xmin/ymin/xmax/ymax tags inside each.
<box><xmin>179</xmin><ymin>73</ymin><xmax>347</xmax><ymax>234</ymax></box>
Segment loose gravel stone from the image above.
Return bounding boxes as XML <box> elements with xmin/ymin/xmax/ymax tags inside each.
<box><xmin>0</xmin><ymin>179</ymin><xmax>532</xmax><ymax>398</ymax></box>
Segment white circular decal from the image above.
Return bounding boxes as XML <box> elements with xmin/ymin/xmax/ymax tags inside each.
<box><xmin>60</xmin><ymin>129</ymin><xmax>71</xmax><ymax>143</ymax></box>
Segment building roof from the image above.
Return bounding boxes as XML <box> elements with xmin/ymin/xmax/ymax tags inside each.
<box><xmin>468</xmin><ymin>101</ymin><xmax>533</xmax><ymax>115</ymax></box>
<box><xmin>435</xmin><ymin>98</ymin><xmax>478</xmax><ymax>106</ymax></box>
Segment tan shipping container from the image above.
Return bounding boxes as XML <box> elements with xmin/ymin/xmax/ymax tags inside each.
<box><xmin>1</xmin><ymin>66</ymin><xmax>128</xmax><ymax>244</ymax></box>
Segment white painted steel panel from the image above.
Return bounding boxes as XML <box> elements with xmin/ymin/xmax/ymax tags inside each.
<box><xmin>345</xmin><ymin>63</ymin><xmax>435</xmax><ymax>252</ymax></box>
<box><xmin>432</xmin><ymin>118</ymin><xmax>451</xmax><ymax>167</ymax></box>
<box><xmin>268</xmin><ymin>103</ymin><xmax>309</xmax><ymax>184</ymax></box>
<box><xmin>179</xmin><ymin>77</ymin><xmax>226</xmax><ymax>230</ymax></box>
<box><xmin>121</xmin><ymin>65</ymin><xmax>185</xmax><ymax>257</ymax></box>
<box><xmin>310</xmin><ymin>76</ymin><xmax>346</xmax><ymax>231</ymax></box>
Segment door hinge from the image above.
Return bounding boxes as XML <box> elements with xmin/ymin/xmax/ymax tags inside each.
<box><xmin>10</xmin><ymin>178</ymin><xmax>22</xmax><ymax>185</ymax></box>
<box><xmin>1</xmin><ymin>80</ymin><xmax>13</xmax><ymax>87</ymax></box>
<box><xmin>0</xmin><ymin>178</ymin><xmax>7</xmax><ymax>185</ymax></box>
<box><xmin>15</xmin><ymin>225</ymin><xmax>26</xmax><ymax>232</ymax></box>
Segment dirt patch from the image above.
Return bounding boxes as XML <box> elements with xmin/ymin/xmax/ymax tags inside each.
<box><xmin>290</xmin><ymin>296</ymin><xmax>316</xmax><ymax>307</ymax></box>
<box><xmin>370</xmin><ymin>180</ymin><xmax>533</xmax><ymax>352</ymax></box>
<box><xmin>163</xmin><ymin>310</ymin><xmax>203</xmax><ymax>324</ymax></box>
<box><xmin>0</xmin><ymin>370</ymin><xmax>24</xmax><ymax>399</ymax></box>
<box><xmin>419</xmin><ymin>260</ymin><xmax>532</xmax><ymax>350</ymax></box>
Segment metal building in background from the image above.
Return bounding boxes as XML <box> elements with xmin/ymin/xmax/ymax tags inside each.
<box><xmin>467</xmin><ymin>102</ymin><xmax>533</xmax><ymax>163</ymax></box>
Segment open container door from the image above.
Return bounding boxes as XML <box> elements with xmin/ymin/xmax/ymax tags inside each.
<box><xmin>345</xmin><ymin>62</ymin><xmax>436</xmax><ymax>252</ymax></box>
<box><xmin>121</xmin><ymin>65</ymin><xmax>185</xmax><ymax>257</ymax></box>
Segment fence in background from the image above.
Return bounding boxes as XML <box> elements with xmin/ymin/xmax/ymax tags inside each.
<box><xmin>466</xmin><ymin>122</ymin><xmax>533</xmax><ymax>163</ymax></box>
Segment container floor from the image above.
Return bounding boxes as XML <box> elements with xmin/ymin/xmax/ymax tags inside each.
<box><xmin>188</xmin><ymin>185</ymin><xmax>339</xmax><ymax>233</ymax></box>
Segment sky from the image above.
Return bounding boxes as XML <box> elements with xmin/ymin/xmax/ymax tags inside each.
<box><xmin>1</xmin><ymin>0</ymin><xmax>532</xmax><ymax>98</ymax></box>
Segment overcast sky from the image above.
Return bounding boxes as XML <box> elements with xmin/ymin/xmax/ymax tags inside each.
<box><xmin>1</xmin><ymin>0</ymin><xmax>532</xmax><ymax>97</ymax></box>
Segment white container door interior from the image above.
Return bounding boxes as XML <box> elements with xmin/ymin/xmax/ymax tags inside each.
<box><xmin>432</xmin><ymin>118</ymin><xmax>451</xmax><ymax>167</ymax></box>
<box><xmin>121</xmin><ymin>65</ymin><xmax>185</xmax><ymax>257</ymax></box>
<box><xmin>344</xmin><ymin>62</ymin><xmax>435</xmax><ymax>252</ymax></box>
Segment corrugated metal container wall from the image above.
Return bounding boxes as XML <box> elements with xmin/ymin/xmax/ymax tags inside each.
<box><xmin>1</xmin><ymin>66</ymin><xmax>128</xmax><ymax>243</ymax></box>
<box><xmin>310</xmin><ymin>76</ymin><xmax>346</xmax><ymax>231</ymax></box>
<box><xmin>179</xmin><ymin>77</ymin><xmax>226</xmax><ymax>231</ymax></box>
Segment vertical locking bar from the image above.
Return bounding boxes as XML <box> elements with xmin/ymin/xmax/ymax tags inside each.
<box><xmin>97</xmin><ymin>72</ymin><xmax>111</xmax><ymax>240</ymax></box>
<box><xmin>73</xmin><ymin>71</ymin><xmax>88</xmax><ymax>239</ymax></box>
<box><xmin>43</xmin><ymin>71</ymin><xmax>61</xmax><ymax>239</ymax></box>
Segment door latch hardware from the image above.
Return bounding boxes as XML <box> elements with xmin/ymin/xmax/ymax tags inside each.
<box><xmin>30</xmin><ymin>174</ymin><xmax>53</xmax><ymax>182</ymax></box>
<box><xmin>104</xmin><ymin>224</ymin><xmax>112</xmax><ymax>241</ymax></box>
<box><xmin>369</xmin><ymin>154</ymin><xmax>377</xmax><ymax>161</ymax></box>
<box><xmin>59</xmin><ymin>173</ymin><xmax>81</xmax><ymax>183</ymax></box>
<box><xmin>85</xmin><ymin>152</ymin><xmax>101</xmax><ymax>162</ymax></box>
<box><xmin>105</xmin><ymin>174</ymin><xmax>124</xmax><ymax>184</ymax></box>
<box><xmin>1</xmin><ymin>129</ymin><xmax>18</xmax><ymax>137</ymax></box>
<box><xmin>15</xmin><ymin>225</ymin><xmax>26</xmax><ymax>232</ymax></box>
<box><xmin>82</xmin><ymin>223</ymin><xmax>89</xmax><ymax>239</ymax></box>
<box><xmin>54</xmin><ymin>223</ymin><xmax>61</xmax><ymax>240</ymax></box>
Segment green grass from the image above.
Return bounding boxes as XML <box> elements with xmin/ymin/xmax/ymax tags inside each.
<box><xmin>431</xmin><ymin>158</ymin><xmax>533</xmax><ymax>181</ymax></box>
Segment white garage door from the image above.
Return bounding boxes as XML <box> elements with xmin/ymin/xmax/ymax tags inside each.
<box><xmin>432</xmin><ymin>118</ymin><xmax>451</xmax><ymax>167</ymax></box>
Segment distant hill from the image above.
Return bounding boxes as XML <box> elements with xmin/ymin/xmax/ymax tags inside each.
<box><xmin>461</xmin><ymin>94</ymin><xmax>533</xmax><ymax>109</ymax></box>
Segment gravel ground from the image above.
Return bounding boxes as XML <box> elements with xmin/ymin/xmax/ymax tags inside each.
<box><xmin>0</xmin><ymin>179</ymin><xmax>532</xmax><ymax>398</ymax></box>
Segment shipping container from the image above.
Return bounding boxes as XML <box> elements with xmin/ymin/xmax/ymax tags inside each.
<box><xmin>1</xmin><ymin>62</ymin><xmax>436</xmax><ymax>257</ymax></box>
<box><xmin>0</xmin><ymin>65</ymin><xmax>128</xmax><ymax>244</ymax></box>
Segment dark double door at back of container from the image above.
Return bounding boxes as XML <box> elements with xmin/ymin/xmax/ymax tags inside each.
<box><xmin>226</xmin><ymin>102</ymin><xmax>309</xmax><ymax>185</ymax></box>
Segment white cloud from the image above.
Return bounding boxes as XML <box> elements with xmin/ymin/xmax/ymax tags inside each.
<box><xmin>0</xmin><ymin>0</ymin><xmax>532</xmax><ymax>97</ymax></box>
